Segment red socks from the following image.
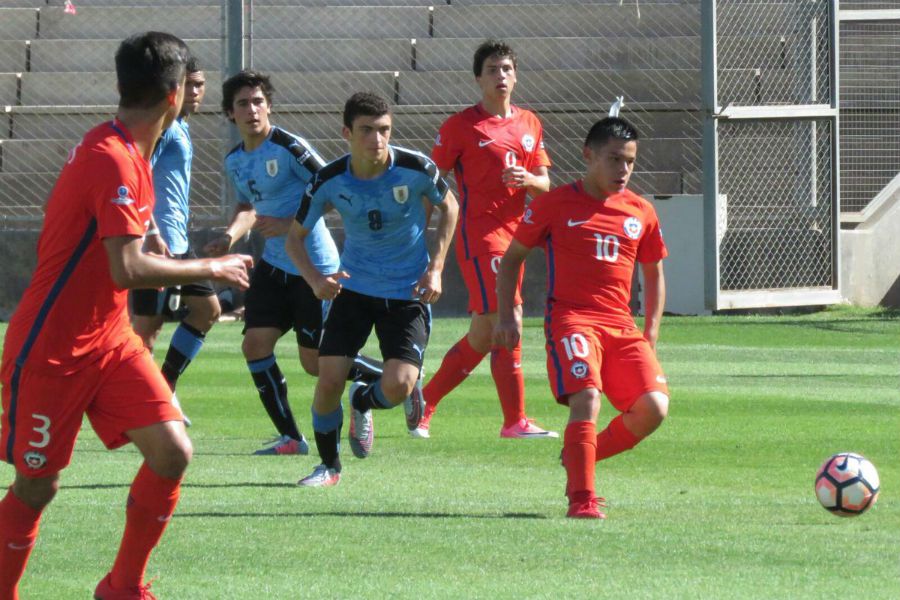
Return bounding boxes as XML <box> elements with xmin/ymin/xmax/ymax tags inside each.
<box><xmin>0</xmin><ymin>489</ymin><xmax>42</xmax><ymax>600</ymax></box>
<box><xmin>563</xmin><ymin>421</ymin><xmax>597</xmax><ymax>502</ymax></box>
<box><xmin>109</xmin><ymin>463</ymin><xmax>182</xmax><ymax>590</ymax></box>
<box><xmin>422</xmin><ymin>336</ymin><xmax>485</xmax><ymax>412</ymax></box>
<box><xmin>595</xmin><ymin>414</ymin><xmax>641</xmax><ymax>462</ymax></box>
<box><xmin>490</xmin><ymin>344</ymin><xmax>526</xmax><ymax>428</ymax></box>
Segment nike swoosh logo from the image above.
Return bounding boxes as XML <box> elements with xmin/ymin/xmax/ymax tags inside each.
<box><xmin>8</xmin><ymin>542</ymin><xmax>34</xmax><ymax>550</ymax></box>
<box><xmin>478</xmin><ymin>139</ymin><xmax>495</xmax><ymax>147</ymax></box>
<box><xmin>567</xmin><ymin>219</ymin><xmax>590</xmax><ymax>227</ymax></box>
<box><xmin>138</xmin><ymin>206</ymin><xmax>149</xmax><ymax>212</ymax></box>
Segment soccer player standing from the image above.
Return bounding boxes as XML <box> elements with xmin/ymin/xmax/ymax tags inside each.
<box><xmin>415</xmin><ymin>40</ymin><xmax>556</xmax><ymax>439</ymax></box>
<box><xmin>494</xmin><ymin>117</ymin><xmax>670</xmax><ymax>519</ymax></box>
<box><xmin>205</xmin><ymin>71</ymin><xmax>382</xmax><ymax>456</ymax></box>
<box><xmin>0</xmin><ymin>32</ymin><xmax>252</xmax><ymax>598</ymax></box>
<box><xmin>287</xmin><ymin>92</ymin><xmax>457</xmax><ymax>487</ymax></box>
<box><xmin>131</xmin><ymin>57</ymin><xmax>221</xmax><ymax>421</ymax></box>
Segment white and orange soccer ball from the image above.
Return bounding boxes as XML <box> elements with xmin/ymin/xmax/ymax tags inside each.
<box><xmin>814</xmin><ymin>452</ymin><xmax>880</xmax><ymax>517</ymax></box>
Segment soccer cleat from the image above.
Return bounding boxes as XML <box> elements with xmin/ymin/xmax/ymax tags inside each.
<box><xmin>409</xmin><ymin>406</ymin><xmax>434</xmax><ymax>439</ymax></box>
<box><xmin>348</xmin><ymin>382</ymin><xmax>374</xmax><ymax>458</ymax></box>
<box><xmin>94</xmin><ymin>573</ymin><xmax>157</xmax><ymax>600</ymax></box>
<box><xmin>500</xmin><ymin>417</ymin><xmax>560</xmax><ymax>439</ymax></box>
<box><xmin>297</xmin><ymin>464</ymin><xmax>341</xmax><ymax>487</ymax></box>
<box><xmin>566</xmin><ymin>497</ymin><xmax>607</xmax><ymax>520</ymax></box>
<box><xmin>404</xmin><ymin>385</ymin><xmax>426</xmax><ymax>433</ymax></box>
<box><xmin>252</xmin><ymin>434</ymin><xmax>309</xmax><ymax>456</ymax></box>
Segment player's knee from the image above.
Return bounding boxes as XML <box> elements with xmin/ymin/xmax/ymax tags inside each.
<box><xmin>145</xmin><ymin>434</ymin><xmax>193</xmax><ymax>479</ymax></box>
<box><xmin>568</xmin><ymin>388</ymin><xmax>601</xmax><ymax>422</ymax></box>
<box><xmin>637</xmin><ymin>392</ymin><xmax>669</xmax><ymax>430</ymax></box>
<box><xmin>381</xmin><ymin>377</ymin><xmax>414</xmax><ymax>404</ymax></box>
<box><xmin>316</xmin><ymin>376</ymin><xmax>346</xmax><ymax>402</ymax></box>
<box><xmin>13</xmin><ymin>473</ymin><xmax>59</xmax><ymax>510</ymax></box>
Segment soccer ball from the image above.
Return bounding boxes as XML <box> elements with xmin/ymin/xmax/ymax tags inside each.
<box><xmin>814</xmin><ymin>452</ymin><xmax>880</xmax><ymax>517</ymax></box>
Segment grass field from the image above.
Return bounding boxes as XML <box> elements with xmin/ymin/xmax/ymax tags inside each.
<box><xmin>3</xmin><ymin>305</ymin><xmax>898</xmax><ymax>599</ymax></box>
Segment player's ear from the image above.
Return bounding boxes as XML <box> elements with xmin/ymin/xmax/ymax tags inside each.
<box><xmin>582</xmin><ymin>145</ymin><xmax>592</xmax><ymax>161</ymax></box>
<box><xmin>341</xmin><ymin>125</ymin><xmax>352</xmax><ymax>141</ymax></box>
<box><xmin>166</xmin><ymin>86</ymin><xmax>179</xmax><ymax>108</ymax></box>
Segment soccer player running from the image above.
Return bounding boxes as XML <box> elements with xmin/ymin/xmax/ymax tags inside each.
<box><xmin>204</xmin><ymin>71</ymin><xmax>382</xmax><ymax>456</ymax></box>
<box><xmin>287</xmin><ymin>92</ymin><xmax>458</xmax><ymax>487</ymax></box>
<box><xmin>414</xmin><ymin>40</ymin><xmax>557</xmax><ymax>439</ymax></box>
<box><xmin>0</xmin><ymin>32</ymin><xmax>252</xmax><ymax>599</ymax></box>
<box><xmin>494</xmin><ymin>117</ymin><xmax>670</xmax><ymax>519</ymax></box>
<box><xmin>131</xmin><ymin>57</ymin><xmax>220</xmax><ymax>424</ymax></box>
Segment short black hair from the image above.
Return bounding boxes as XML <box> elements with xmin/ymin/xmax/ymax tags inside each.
<box><xmin>584</xmin><ymin>117</ymin><xmax>640</xmax><ymax>149</ymax></box>
<box><xmin>343</xmin><ymin>92</ymin><xmax>391</xmax><ymax>129</ymax></box>
<box><xmin>115</xmin><ymin>31</ymin><xmax>189</xmax><ymax>109</ymax></box>
<box><xmin>186</xmin><ymin>55</ymin><xmax>201</xmax><ymax>74</ymax></box>
<box><xmin>473</xmin><ymin>39</ymin><xmax>517</xmax><ymax>77</ymax></box>
<box><xmin>221</xmin><ymin>70</ymin><xmax>274</xmax><ymax>117</ymax></box>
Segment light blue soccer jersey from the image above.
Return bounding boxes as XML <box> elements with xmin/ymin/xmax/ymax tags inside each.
<box><xmin>150</xmin><ymin>117</ymin><xmax>191</xmax><ymax>254</ymax></box>
<box><xmin>225</xmin><ymin>127</ymin><xmax>339</xmax><ymax>275</ymax></box>
<box><xmin>297</xmin><ymin>145</ymin><xmax>449</xmax><ymax>300</ymax></box>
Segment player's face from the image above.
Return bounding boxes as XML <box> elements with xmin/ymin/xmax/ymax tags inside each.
<box><xmin>229</xmin><ymin>86</ymin><xmax>272</xmax><ymax>140</ymax></box>
<box><xmin>181</xmin><ymin>70</ymin><xmax>206</xmax><ymax>117</ymax></box>
<box><xmin>343</xmin><ymin>113</ymin><xmax>392</xmax><ymax>165</ymax></box>
<box><xmin>584</xmin><ymin>138</ymin><xmax>638</xmax><ymax>196</ymax></box>
<box><xmin>476</xmin><ymin>55</ymin><xmax>517</xmax><ymax>101</ymax></box>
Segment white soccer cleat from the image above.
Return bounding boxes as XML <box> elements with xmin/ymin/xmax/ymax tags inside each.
<box><xmin>348</xmin><ymin>381</ymin><xmax>374</xmax><ymax>458</ymax></box>
<box><xmin>297</xmin><ymin>464</ymin><xmax>341</xmax><ymax>488</ymax></box>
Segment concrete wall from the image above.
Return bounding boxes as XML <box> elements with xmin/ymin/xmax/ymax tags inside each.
<box><xmin>840</xmin><ymin>188</ymin><xmax>900</xmax><ymax>307</ymax></box>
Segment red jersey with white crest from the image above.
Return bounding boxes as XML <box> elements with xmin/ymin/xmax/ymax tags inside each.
<box><xmin>432</xmin><ymin>104</ymin><xmax>551</xmax><ymax>260</ymax></box>
<box><xmin>1</xmin><ymin>120</ymin><xmax>153</xmax><ymax>376</ymax></box>
<box><xmin>513</xmin><ymin>181</ymin><xmax>667</xmax><ymax>328</ymax></box>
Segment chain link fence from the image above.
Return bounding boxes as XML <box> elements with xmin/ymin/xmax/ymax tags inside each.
<box><xmin>0</xmin><ymin>0</ymin><xmax>704</xmax><ymax>231</ymax></box>
<box><xmin>839</xmin><ymin>13</ymin><xmax>900</xmax><ymax>214</ymax></box>
<box><xmin>713</xmin><ymin>0</ymin><xmax>837</xmax><ymax>295</ymax></box>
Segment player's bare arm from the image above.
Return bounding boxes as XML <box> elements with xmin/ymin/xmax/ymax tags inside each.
<box><xmin>203</xmin><ymin>202</ymin><xmax>256</xmax><ymax>256</ymax></box>
<box><xmin>414</xmin><ymin>190</ymin><xmax>458</xmax><ymax>304</ymax></box>
<box><xmin>640</xmin><ymin>260</ymin><xmax>666</xmax><ymax>350</ymax></box>
<box><xmin>493</xmin><ymin>239</ymin><xmax>531</xmax><ymax>350</ymax></box>
<box><xmin>105</xmin><ymin>235</ymin><xmax>253</xmax><ymax>290</ymax></box>
<box><xmin>501</xmin><ymin>165</ymin><xmax>550</xmax><ymax>196</ymax></box>
<box><xmin>142</xmin><ymin>214</ymin><xmax>171</xmax><ymax>257</ymax></box>
<box><xmin>285</xmin><ymin>220</ymin><xmax>348</xmax><ymax>300</ymax></box>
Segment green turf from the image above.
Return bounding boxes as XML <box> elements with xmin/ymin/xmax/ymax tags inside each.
<box><xmin>3</xmin><ymin>305</ymin><xmax>898</xmax><ymax>599</ymax></box>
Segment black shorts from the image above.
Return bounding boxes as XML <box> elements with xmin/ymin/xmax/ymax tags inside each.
<box><xmin>131</xmin><ymin>249</ymin><xmax>215</xmax><ymax>317</ymax></box>
<box><xmin>319</xmin><ymin>289</ymin><xmax>431</xmax><ymax>368</ymax></box>
<box><xmin>243</xmin><ymin>259</ymin><xmax>324</xmax><ymax>349</ymax></box>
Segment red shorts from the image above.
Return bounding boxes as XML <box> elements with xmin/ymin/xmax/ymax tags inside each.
<box><xmin>459</xmin><ymin>252</ymin><xmax>524</xmax><ymax>314</ymax></box>
<box><xmin>544</xmin><ymin>315</ymin><xmax>668</xmax><ymax>411</ymax></box>
<box><xmin>1</xmin><ymin>339</ymin><xmax>182</xmax><ymax>477</ymax></box>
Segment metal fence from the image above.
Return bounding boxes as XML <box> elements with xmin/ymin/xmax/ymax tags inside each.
<box><xmin>839</xmin><ymin>9</ymin><xmax>900</xmax><ymax>215</ymax></box>
<box><xmin>704</xmin><ymin>0</ymin><xmax>841</xmax><ymax>308</ymax></box>
<box><xmin>0</xmin><ymin>0</ymin><xmax>704</xmax><ymax>230</ymax></box>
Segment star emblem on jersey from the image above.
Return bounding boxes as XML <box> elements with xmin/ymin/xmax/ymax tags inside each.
<box><xmin>393</xmin><ymin>185</ymin><xmax>409</xmax><ymax>204</ymax></box>
<box><xmin>111</xmin><ymin>185</ymin><xmax>134</xmax><ymax>205</ymax></box>
<box><xmin>570</xmin><ymin>361</ymin><xmax>589</xmax><ymax>379</ymax></box>
<box><xmin>266</xmin><ymin>159</ymin><xmax>279</xmax><ymax>177</ymax></box>
<box><xmin>23</xmin><ymin>451</ymin><xmax>47</xmax><ymax>470</ymax></box>
<box><xmin>521</xmin><ymin>134</ymin><xmax>535</xmax><ymax>152</ymax></box>
<box><xmin>522</xmin><ymin>208</ymin><xmax>534</xmax><ymax>224</ymax></box>
<box><xmin>623</xmin><ymin>217</ymin><xmax>643</xmax><ymax>240</ymax></box>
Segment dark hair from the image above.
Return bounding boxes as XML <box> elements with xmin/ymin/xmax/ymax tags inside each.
<box><xmin>584</xmin><ymin>117</ymin><xmax>640</xmax><ymax>149</ymax></box>
<box><xmin>221</xmin><ymin>70</ymin><xmax>274</xmax><ymax>117</ymax></box>
<box><xmin>473</xmin><ymin>39</ymin><xmax>517</xmax><ymax>77</ymax></box>
<box><xmin>186</xmin><ymin>55</ymin><xmax>201</xmax><ymax>74</ymax></box>
<box><xmin>115</xmin><ymin>31</ymin><xmax>189</xmax><ymax>109</ymax></box>
<box><xmin>343</xmin><ymin>92</ymin><xmax>391</xmax><ymax>129</ymax></box>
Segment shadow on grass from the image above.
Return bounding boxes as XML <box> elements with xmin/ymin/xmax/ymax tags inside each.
<box><xmin>177</xmin><ymin>510</ymin><xmax>546</xmax><ymax>520</ymax></box>
<box><xmin>61</xmin><ymin>482</ymin><xmax>297</xmax><ymax>490</ymax></box>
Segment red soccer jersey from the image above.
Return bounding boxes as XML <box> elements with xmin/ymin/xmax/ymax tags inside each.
<box><xmin>1</xmin><ymin>120</ymin><xmax>153</xmax><ymax>377</ymax></box>
<box><xmin>514</xmin><ymin>182</ymin><xmax>667</xmax><ymax>328</ymax></box>
<box><xmin>432</xmin><ymin>104</ymin><xmax>551</xmax><ymax>260</ymax></box>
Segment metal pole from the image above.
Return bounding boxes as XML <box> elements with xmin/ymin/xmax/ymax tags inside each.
<box><xmin>701</xmin><ymin>0</ymin><xmax>720</xmax><ymax>310</ymax></box>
